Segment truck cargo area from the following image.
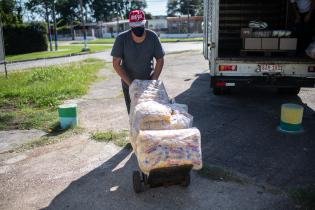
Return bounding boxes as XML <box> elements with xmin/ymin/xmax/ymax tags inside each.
<box><xmin>218</xmin><ymin>0</ymin><xmax>314</xmax><ymax>62</ymax></box>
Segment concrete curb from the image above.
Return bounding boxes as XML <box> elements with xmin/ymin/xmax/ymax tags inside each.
<box><xmin>6</xmin><ymin>50</ymin><xmax>109</xmax><ymax>64</ymax></box>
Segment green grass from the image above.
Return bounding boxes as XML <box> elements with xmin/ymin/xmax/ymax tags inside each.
<box><xmin>91</xmin><ymin>130</ymin><xmax>131</xmax><ymax>148</ymax></box>
<box><xmin>73</xmin><ymin>37</ymin><xmax>203</xmax><ymax>45</ymax></box>
<box><xmin>198</xmin><ymin>165</ymin><xmax>245</xmax><ymax>184</ymax></box>
<box><xmin>0</xmin><ymin>59</ymin><xmax>105</xmax><ymax>131</ymax></box>
<box><xmin>6</xmin><ymin>45</ymin><xmax>112</xmax><ymax>62</ymax></box>
<box><xmin>290</xmin><ymin>186</ymin><xmax>315</xmax><ymax>209</ymax></box>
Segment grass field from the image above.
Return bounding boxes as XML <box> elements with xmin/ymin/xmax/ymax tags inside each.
<box><xmin>0</xmin><ymin>58</ymin><xmax>105</xmax><ymax>131</ymax></box>
<box><xmin>73</xmin><ymin>37</ymin><xmax>203</xmax><ymax>45</ymax></box>
<box><xmin>6</xmin><ymin>45</ymin><xmax>112</xmax><ymax>62</ymax></box>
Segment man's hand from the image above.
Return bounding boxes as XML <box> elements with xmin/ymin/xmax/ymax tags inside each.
<box><xmin>112</xmin><ymin>57</ymin><xmax>132</xmax><ymax>86</ymax></box>
<box><xmin>150</xmin><ymin>58</ymin><xmax>164</xmax><ymax>80</ymax></box>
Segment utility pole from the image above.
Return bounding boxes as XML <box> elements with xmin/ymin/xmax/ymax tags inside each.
<box><xmin>45</xmin><ymin>7</ymin><xmax>53</xmax><ymax>51</ymax></box>
<box><xmin>0</xmin><ymin>15</ymin><xmax>7</xmax><ymax>78</ymax></box>
<box><xmin>187</xmin><ymin>0</ymin><xmax>190</xmax><ymax>35</ymax></box>
<box><xmin>116</xmin><ymin>2</ymin><xmax>120</xmax><ymax>37</ymax></box>
<box><xmin>52</xmin><ymin>1</ymin><xmax>58</xmax><ymax>51</ymax></box>
<box><xmin>79</xmin><ymin>0</ymin><xmax>89</xmax><ymax>51</ymax></box>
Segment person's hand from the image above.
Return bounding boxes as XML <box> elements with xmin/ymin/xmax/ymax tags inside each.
<box><xmin>150</xmin><ymin>74</ymin><xmax>159</xmax><ymax>80</ymax></box>
<box><xmin>304</xmin><ymin>13</ymin><xmax>311</xmax><ymax>23</ymax></box>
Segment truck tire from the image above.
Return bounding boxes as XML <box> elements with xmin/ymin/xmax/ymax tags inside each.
<box><xmin>213</xmin><ymin>87</ymin><xmax>224</xmax><ymax>95</ymax></box>
<box><xmin>213</xmin><ymin>87</ymin><xmax>231</xmax><ymax>95</ymax></box>
<box><xmin>278</xmin><ymin>87</ymin><xmax>301</xmax><ymax>95</ymax></box>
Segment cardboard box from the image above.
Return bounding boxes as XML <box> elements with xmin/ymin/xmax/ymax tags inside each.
<box><xmin>241</xmin><ymin>28</ymin><xmax>253</xmax><ymax>38</ymax></box>
<box><xmin>244</xmin><ymin>38</ymin><xmax>261</xmax><ymax>50</ymax></box>
<box><xmin>280</xmin><ymin>38</ymin><xmax>297</xmax><ymax>50</ymax></box>
<box><xmin>262</xmin><ymin>38</ymin><xmax>279</xmax><ymax>50</ymax></box>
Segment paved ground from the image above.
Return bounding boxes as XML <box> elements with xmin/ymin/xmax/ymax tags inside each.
<box><xmin>0</xmin><ymin>42</ymin><xmax>202</xmax><ymax>72</ymax></box>
<box><xmin>1</xmin><ymin>51</ymin><xmax>315</xmax><ymax>209</ymax></box>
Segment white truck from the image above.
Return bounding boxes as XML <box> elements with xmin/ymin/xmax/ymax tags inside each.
<box><xmin>203</xmin><ymin>0</ymin><xmax>315</xmax><ymax>95</ymax></box>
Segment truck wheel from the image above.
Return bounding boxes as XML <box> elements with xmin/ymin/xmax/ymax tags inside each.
<box><xmin>213</xmin><ymin>87</ymin><xmax>224</xmax><ymax>95</ymax></box>
<box><xmin>213</xmin><ymin>87</ymin><xmax>231</xmax><ymax>95</ymax></box>
<box><xmin>278</xmin><ymin>87</ymin><xmax>300</xmax><ymax>95</ymax></box>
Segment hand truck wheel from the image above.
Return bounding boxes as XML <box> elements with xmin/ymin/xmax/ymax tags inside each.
<box><xmin>181</xmin><ymin>173</ymin><xmax>190</xmax><ymax>187</ymax></box>
<box><xmin>133</xmin><ymin>171</ymin><xmax>142</xmax><ymax>193</ymax></box>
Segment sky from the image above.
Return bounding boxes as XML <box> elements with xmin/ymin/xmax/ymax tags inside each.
<box><xmin>22</xmin><ymin>0</ymin><xmax>169</xmax><ymax>22</ymax></box>
<box><xmin>145</xmin><ymin>0</ymin><xmax>168</xmax><ymax>16</ymax></box>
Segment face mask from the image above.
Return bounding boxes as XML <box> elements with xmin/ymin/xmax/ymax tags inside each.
<box><xmin>132</xmin><ymin>27</ymin><xmax>145</xmax><ymax>37</ymax></box>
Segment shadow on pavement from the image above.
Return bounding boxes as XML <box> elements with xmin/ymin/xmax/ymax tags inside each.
<box><xmin>42</xmin><ymin>73</ymin><xmax>305</xmax><ymax>209</ymax></box>
<box><xmin>175</xmin><ymin>73</ymin><xmax>315</xmax><ymax>190</ymax></box>
<box><xmin>41</xmin><ymin>146</ymin><xmax>212</xmax><ymax>210</ymax></box>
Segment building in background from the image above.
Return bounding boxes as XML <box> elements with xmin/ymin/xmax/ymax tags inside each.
<box><xmin>147</xmin><ymin>16</ymin><xmax>168</xmax><ymax>34</ymax></box>
<box><xmin>167</xmin><ymin>16</ymin><xmax>203</xmax><ymax>34</ymax></box>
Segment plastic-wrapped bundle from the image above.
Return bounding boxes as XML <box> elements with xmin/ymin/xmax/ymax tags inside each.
<box><xmin>129</xmin><ymin>80</ymin><xmax>169</xmax><ymax>107</ymax></box>
<box><xmin>131</xmin><ymin>101</ymin><xmax>193</xmax><ymax>135</ymax></box>
<box><xmin>131</xmin><ymin>101</ymin><xmax>172</xmax><ymax>124</ymax></box>
<box><xmin>306</xmin><ymin>42</ymin><xmax>315</xmax><ymax>59</ymax></box>
<box><xmin>136</xmin><ymin>128</ymin><xmax>202</xmax><ymax>174</ymax></box>
<box><xmin>139</xmin><ymin>113</ymin><xmax>193</xmax><ymax>130</ymax></box>
<box><xmin>130</xmin><ymin>101</ymin><xmax>193</xmax><ymax>150</ymax></box>
<box><xmin>169</xmin><ymin>103</ymin><xmax>189</xmax><ymax>114</ymax></box>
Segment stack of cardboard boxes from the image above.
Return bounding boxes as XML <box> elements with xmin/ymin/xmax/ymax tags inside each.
<box><xmin>241</xmin><ymin>28</ymin><xmax>297</xmax><ymax>51</ymax></box>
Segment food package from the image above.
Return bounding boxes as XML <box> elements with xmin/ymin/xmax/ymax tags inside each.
<box><xmin>306</xmin><ymin>41</ymin><xmax>315</xmax><ymax>59</ymax></box>
<box><xmin>130</xmin><ymin>101</ymin><xmax>193</xmax><ymax>136</ymax></box>
<box><xmin>129</xmin><ymin>80</ymin><xmax>169</xmax><ymax>108</ymax></box>
<box><xmin>135</xmin><ymin>128</ymin><xmax>202</xmax><ymax>174</ymax></box>
<box><xmin>130</xmin><ymin>113</ymin><xmax>194</xmax><ymax>151</ymax></box>
<box><xmin>170</xmin><ymin>103</ymin><xmax>189</xmax><ymax>114</ymax></box>
<box><xmin>138</xmin><ymin>113</ymin><xmax>193</xmax><ymax>131</ymax></box>
<box><xmin>131</xmin><ymin>101</ymin><xmax>172</xmax><ymax>125</ymax></box>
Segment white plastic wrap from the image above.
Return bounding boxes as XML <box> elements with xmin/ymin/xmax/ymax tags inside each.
<box><xmin>135</xmin><ymin>128</ymin><xmax>202</xmax><ymax>174</ymax></box>
<box><xmin>130</xmin><ymin>101</ymin><xmax>193</xmax><ymax>135</ymax></box>
<box><xmin>170</xmin><ymin>103</ymin><xmax>189</xmax><ymax>114</ymax></box>
<box><xmin>129</xmin><ymin>80</ymin><xmax>169</xmax><ymax>109</ymax></box>
<box><xmin>306</xmin><ymin>42</ymin><xmax>315</xmax><ymax>59</ymax></box>
<box><xmin>137</xmin><ymin>113</ymin><xmax>193</xmax><ymax>131</ymax></box>
<box><xmin>130</xmin><ymin>101</ymin><xmax>193</xmax><ymax>150</ymax></box>
<box><xmin>130</xmin><ymin>101</ymin><xmax>172</xmax><ymax>144</ymax></box>
<box><xmin>132</xmin><ymin>101</ymin><xmax>172</xmax><ymax>124</ymax></box>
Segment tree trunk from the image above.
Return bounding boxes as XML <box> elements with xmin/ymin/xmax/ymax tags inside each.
<box><xmin>45</xmin><ymin>7</ymin><xmax>53</xmax><ymax>52</ymax></box>
<box><xmin>52</xmin><ymin>2</ymin><xmax>58</xmax><ymax>51</ymax></box>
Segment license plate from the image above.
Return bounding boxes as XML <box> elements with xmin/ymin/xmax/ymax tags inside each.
<box><xmin>258</xmin><ymin>64</ymin><xmax>283</xmax><ymax>73</ymax></box>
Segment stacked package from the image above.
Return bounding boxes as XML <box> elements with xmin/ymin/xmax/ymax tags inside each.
<box><xmin>129</xmin><ymin>80</ymin><xmax>202</xmax><ymax>174</ymax></box>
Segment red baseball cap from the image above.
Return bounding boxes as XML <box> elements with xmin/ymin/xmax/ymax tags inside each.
<box><xmin>129</xmin><ymin>10</ymin><xmax>146</xmax><ymax>27</ymax></box>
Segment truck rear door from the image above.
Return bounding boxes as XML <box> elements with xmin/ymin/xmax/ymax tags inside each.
<box><xmin>203</xmin><ymin>0</ymin><xmax>218</xmax><ymax>74</ymax></box>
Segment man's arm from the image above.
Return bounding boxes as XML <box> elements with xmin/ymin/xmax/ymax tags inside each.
<box><xmin>151</xmin><ymin>58</ymin><xmax>164</xmax><ymax>80</ymax></box>
<box><xmin>112</xmin><ymin>57</ymin><xmax>132</xmax><ymax>86</ymax></box>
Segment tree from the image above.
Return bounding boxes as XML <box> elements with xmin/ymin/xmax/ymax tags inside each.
<box><xmin>55</xmin><ymin>0</ymin><xmax>92</xmax><ymax>25</ymax></box>
<box><xmin>167</xmin><ymin>0</ymin><xmax>202</xmax><ymax>17</ymax></box>
<box><xmin>0</xmin><ymin>0</ymin><xmax>23</xmax><ymax>24</ymax></box>
<box><xmin>91</xmin><ymin>0</ymin><xmax>147</xmax><ymax>22</ymax></box>
<box><xmin>26</xmin><ymin>0</ymin><xmax>54</xmax><ymax>50</ymax></box>
<box><xmin>123</xmin><ymin>0</ymin><xmax>147</xmax><ymax>19</ymax></box>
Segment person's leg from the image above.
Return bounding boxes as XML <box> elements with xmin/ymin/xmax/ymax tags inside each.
<box><xmin>121</xmin><ymin>81</ymin><xmax>131</xmax><ymax>114</ymax></box>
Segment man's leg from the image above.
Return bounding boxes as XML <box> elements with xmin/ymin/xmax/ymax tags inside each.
<box><xmin>121</xmin><ymin>81</ymin><xmax>131</xmax><ymax>114</ymax></box>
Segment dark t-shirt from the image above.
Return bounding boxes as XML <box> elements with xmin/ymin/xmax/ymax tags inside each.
<box><xmin>110</xmin><ymin>29</ymin><xmax>165</xmax><ymax>81</ymax></box>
